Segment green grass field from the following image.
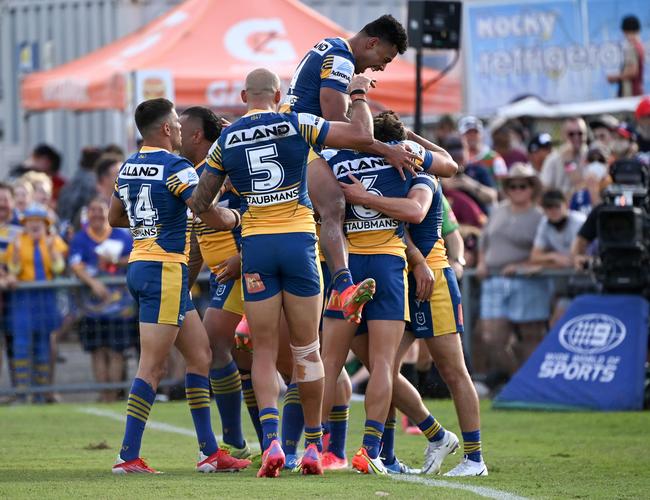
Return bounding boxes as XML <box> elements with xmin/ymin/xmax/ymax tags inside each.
<box><xmin>0</xmin><ymin>400</ymin><xmax>648</xmax><ymax>499</ymax></box>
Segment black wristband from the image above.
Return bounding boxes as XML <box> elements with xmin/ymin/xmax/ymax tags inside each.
<box><xmin>349</xmin><ymin>89</ymin><xmax>367</xmax><ymax>96</ymax></box>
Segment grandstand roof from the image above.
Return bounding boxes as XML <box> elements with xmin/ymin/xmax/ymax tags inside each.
<box><xmin>21</xmin><ymin>0</ymin><xmax>460</xmax><ymax>115</ymax></box>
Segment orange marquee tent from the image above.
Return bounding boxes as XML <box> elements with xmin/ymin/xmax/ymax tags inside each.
<box><xmin>21</xmin><ymin>0</ymin><xmax>461</xmax><ymax>115</ymax></box>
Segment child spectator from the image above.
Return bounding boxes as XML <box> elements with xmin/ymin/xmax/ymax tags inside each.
<box><xmin>7</xmin><ymin>204</ymin><xmax>67</xmax><ymax>402</ymax></box>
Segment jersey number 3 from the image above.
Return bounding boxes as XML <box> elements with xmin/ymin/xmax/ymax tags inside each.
<box><xmin>246</xmin><ymin>144</ymin><xmax>284</xmax><ymax>193</ymax></box>
<box><xmin>118</xmin><ymin>184</ymin><xmax>159</xmax><ymax>227</ymax></box>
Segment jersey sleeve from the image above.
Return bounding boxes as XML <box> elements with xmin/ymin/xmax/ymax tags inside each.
<box><xmin>205</xmin><ymin>137</ymin><xmax>226</xmax><ymax>176</ymax></box>
<box><xmin>166</xmin><ymin>158</ymin><xmax>200</xmax><ymax>201</ymax></box>
<box><xmin>409</xmin><ymin>172</ymin><xmax>437</xmax><ymax>194</ymax></box>
<box><xmin>296</xmin><ymin>113</ymin><xmax>331</xmax><ymax>147</ymax></box>
<box><xmin>320</xmin><ymin>49</ymin><xmax>354</xmax><ymax>93</ymax></box>
<box><xmin>401</xmin><ymin>140</ymin><xmax>434</xmax><ymax>171</ymax></box>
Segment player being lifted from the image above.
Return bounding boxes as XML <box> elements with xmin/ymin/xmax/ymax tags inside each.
<box><xmin>109</xmin><ymin>98</ymin><xmax>249</xmax><ymax>474</ymax></box>
<box><xmin>283</xmin><ymin>14</ymin><xmax>456</xmax><ymax>465</ymax></box>
<box><xmin>283</xmin><ymin>14</ymin><xmax>456</xmax><ymax>320</ymax></box>
<box><xmin>192</xmin><ymin>68</ymin><xmax>376</xmax><ymax>477</ymax></box>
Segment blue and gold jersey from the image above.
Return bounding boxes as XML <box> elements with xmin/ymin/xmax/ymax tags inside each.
<box><xmin>281</xmin><ymin>37</ymin><xmax>355</xmax><ymax>116</ymax></box>
<box><xmin>193</xmin><ymin>161</ymin><xmax>242</xmax><ymax>270</ymax></box>
<box><xmin>205</xmin><ymin>110</ymin><xmax>330</xmax><ymax>237</ymax></box>
<box><xmin>324</xmin><ymin>140</ymin><xmax>436</xmax><ymax>258</ymax></box>
<box><xmin>114</xmin><ymin>147</ymin><xmax>199</xmax><ymax>264</ymax></box>
<box><xmin>0</xmin><ymin>221</ymin><xmax>22</xmax><ymax>267</ymax></box>
<box><xmin>409</xmin><ymin>176</ymin><xmax>448</xmax><ymax>270</ymax></box>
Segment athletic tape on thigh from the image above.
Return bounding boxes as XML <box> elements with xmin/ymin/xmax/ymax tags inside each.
<box><xmin>290</xmin><ymin>339</ymin><xmax>324</xmax><ymax>383</ymax></box>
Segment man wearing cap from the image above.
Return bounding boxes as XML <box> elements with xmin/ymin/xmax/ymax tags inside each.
<box><xmin>540</xmin><ymin>117</ymin><xmax>588</xmax><ymax>196</ymax></box>
<box><xmin>458</xmin><ymin>116</ymin><xmax>508</xmax><ymax>186</ymax></box>
<box><xmin>527</xmin><ymin>133</ymin><xmax>553</xmax><ymax>173</ymax></box>
<box><xmin>530</xmin><ymin>190</ymin><xmax>585</xmax><ymax>325</ymax></box>
<box><xmin>589</xmin><ymin>115</ymin><xmax>619</xmax><ymax>149</ymax></box>
<box><xmin>607</xmin><ymin>15</ymin><xmax>644</xmax><ymax>97</ymax></box>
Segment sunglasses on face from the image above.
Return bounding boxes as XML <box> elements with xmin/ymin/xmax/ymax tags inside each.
<box><xmin>506</xmin><ymin>183</ymin><xmax>530</xmax><ymax>191</ymax></box>
<box><xmin>567</xmin><ymin>131</ymin><xmax>584</xmax><ymax>137</ymax></box>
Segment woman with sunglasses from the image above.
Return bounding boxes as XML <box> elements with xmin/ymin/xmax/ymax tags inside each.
<box><xmin>474</xmin><ymin>163</ymin><xmax>552</xmax><ymax>392</ymax></box>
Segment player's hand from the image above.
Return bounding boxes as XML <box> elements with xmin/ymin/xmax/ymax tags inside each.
<box><xmin>573</xmin><ymin>254</ymin><xmax>591</xmax><ymax>272</ymax></box>
<box><xmin>450</xmin><ymin>260</ymin><xmax>464</xmax><ymax>281</ymax></box>
<box><xmin>339</xmin><ymin>175</ymin><xmax>370</xmax><ymax>205</ymax></box>
<box><xmin>216</xmin><ymin>254</ymin><xmax>241</xmax><ymax>284</ymax></box>
<box><xmin>412</xmin><ymin>261</ymin><xmax>434</xmax><ymax>302</ymax></box>
<box><xmin>385</xmin><ymin>143</ymin><xmax>421</xmax><ymax>180</ymax></box>
<box><xmin>220</xmin><ymin>117</ymin><xmax>232</xmax><ymax>128</ymax></box>
<box><xmin>348</xmin><ymin>75</ymin><xmax>375</xmax><ymax>94</ymax></box>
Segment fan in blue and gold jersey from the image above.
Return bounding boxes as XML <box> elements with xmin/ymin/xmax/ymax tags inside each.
<box><xmin>339</xmin><ymin>111</ymin><xmax>487</xmax><ymax>478</ymax></box>
<box><xmin>108</xmin><ymin>98</ymin><xmax>249</xmax><ymax>475</ymax></box>
<box><xmin>192</xmin><ymin>68</ymin><xmax>377</xmax><ymax>478</ymax></box>
<box><xmin>179</xmin><ymin>106</ymin><xmax>262</xmax><ymax>459</ymax></box>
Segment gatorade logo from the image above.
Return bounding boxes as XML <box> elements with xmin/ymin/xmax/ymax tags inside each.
<box><xmin>558</xmin><ymin>314</ymin><xmax>626</xmax><ymax>355</ymax></box>
<box><xmin>224</xmin><ymin>18</ymin><xmax>296</xmax><ymax>63</ymax></box>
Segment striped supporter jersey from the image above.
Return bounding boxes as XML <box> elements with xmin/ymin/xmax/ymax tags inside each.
<box><xmin>114</xmin><ymin>147</ymin><xmax>199</xmax><ymax>264</ymax></box>
<box><xmin>281</xmin><ymin>37</ymin><xmax>355</xmax><ymax>116</ymax></box>
<box><xmin>205</xmin><ymin>110</ymin><xmax>330</xmax><ymax>237</ymax></box>
<box><xmin>192</xmin><ymin>160</ymin><xmax>241</xmax><ymax>271</ymax></box>
<box><xmin>323</xmin><ymin>140</ymin><xmax>437</xmax><ymax>258</ymax></box>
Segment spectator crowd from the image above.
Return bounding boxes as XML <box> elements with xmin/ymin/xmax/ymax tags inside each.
<box><xmin>2</xmin><ymin>95</ymin><xmax>650</xmax><ymax>402</ymax></box>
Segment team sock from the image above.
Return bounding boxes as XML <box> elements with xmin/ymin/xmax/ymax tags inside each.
<box><xmin>362</xmin><ymin>419</ymin><xmax>384</xmax><ymax>459</ymax></box>
<box><xmin>328</xmin><ymin>405</ymin><xmax>349</xmax><ymax>459</ymax></box>
<box><xmin>304</xmin><ymin>426</ymin><xmax>323</xmax><ymax>452</ymax></box>
<box><xmin>120</xmin><ymin>378</ymin><xmax>156</xmax><ymax>461</ymax></box>
<box><xmin>331</xmin><ymin>268</ymin><xmax>354</xmax><ymax>295</ymax></box>
<box><xmin>418</xmin><ymin>415</ymin><xmax>446</xmax><ymax>442</ymax></box>
<box><xmin>463</xmin><ymin>430</ymin><xmax>482</xmax><ymax>462</ymax></box>
<box><xmin>186</xmin><ymin>373</ymin><xmax>218</xmax><ymax>456</ymax></box>
<box><xmin>380</xmin><ymin>418</ymin><xmax>397</xmax><ymax>464</ymax></box>
<box><xmin>210</xmin><ymin>361</ymin><xmax>245</xmax><ymax>449</ymax></box>
<box><xmin>259</xmin><ymin>407</ymin><xmax>280</xmax><ymax>451</ymax></box>
<box><xmin>281</xmin><ymin>383</ymin><xmax>304</xmax><ymax>455</ymax></box>
<box><xmin>240</xmin><ymin>370</ymin><xmax>263</xmax><ymax>449</ymax></box>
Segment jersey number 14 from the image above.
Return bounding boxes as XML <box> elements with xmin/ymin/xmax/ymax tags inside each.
<box><xmin>118</xmin><ymin>183</ymin><xmax>159</xmax><ymax>227</ymax></box>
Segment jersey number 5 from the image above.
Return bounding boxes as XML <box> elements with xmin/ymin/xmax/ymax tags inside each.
<box><xmin>118</xmin><ymin>184</ymin><xmax>159</xmax><ymax>227</ymax></box>
<box><xmin>246</xmin><ymin>144</ymin><xmax>284</xmax><ymax>193</ymax></box>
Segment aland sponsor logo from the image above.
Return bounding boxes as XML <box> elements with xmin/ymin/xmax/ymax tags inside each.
<box><xmin>225</xmin><ymin>122</ymin><xmax>296</xmax><ymax>148</ymax></box>
<box><xmin>119</xmin><ymin>163</ymin><xmax>164</xmax><ymax>180</ymax></box>
<box><xmin>558</xmin><ymin>314</ymin><xmax>626</xmax><ymax>355</ymax></box>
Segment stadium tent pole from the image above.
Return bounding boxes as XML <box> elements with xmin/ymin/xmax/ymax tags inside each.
<box><xmin>414</xmin><ymin>47</ymin><xmax>423</xmax><ymax>135</ymax></box>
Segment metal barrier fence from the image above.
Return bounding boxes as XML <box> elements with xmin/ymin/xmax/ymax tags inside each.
<box><xmin>460</xmin><ymin>267</ymin><xmax>590</xmax><ymax>360</ymax></box>
<box><xmin>0</xmin><ymin>273</ymin><xmax>213</xmax><ymax>400</ymax></box>
<box><xmin>0</xmin><ymin>269</ymin><xmax>589</xmax><ymax>401</ymax></box>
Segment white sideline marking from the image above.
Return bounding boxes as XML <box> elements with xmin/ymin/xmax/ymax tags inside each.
<box><xmin>78</xmin><ymin>407</ymin><xmax>260</xmax><ymax>450</ymax></box>
<box><xmin>390</xmin><ymin>474</ymin><xmax>528</xmax><ymax>500</ymax></box>
<box><xmin>80</xmin><ymin>408</ymin><xmax>524</xmax><ymax>498</ymax></box>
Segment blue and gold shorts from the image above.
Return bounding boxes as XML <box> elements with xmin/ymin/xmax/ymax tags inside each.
<box><xmin>208</xmin><ymin>273</ymin><xmax>244</xmax><ymax>316</ymax></box>
<box><xmin>324</xmin><ymin>253</ymin><xmax>409</xmax><ymax>323</ymax></box>
<box><xmin>241</xmin><ymin>232</ymin><xmax>322</xmax><ymax>302</ymax></box>
<box><xmin>408</xmin><ymin>267</ymin><xmax>463</xmax><ymax>338</ymax></box>
<box><xmin>127</xmin><ymin>261</ymin><xmax>188</xmax><ymax>326</ymax></box>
